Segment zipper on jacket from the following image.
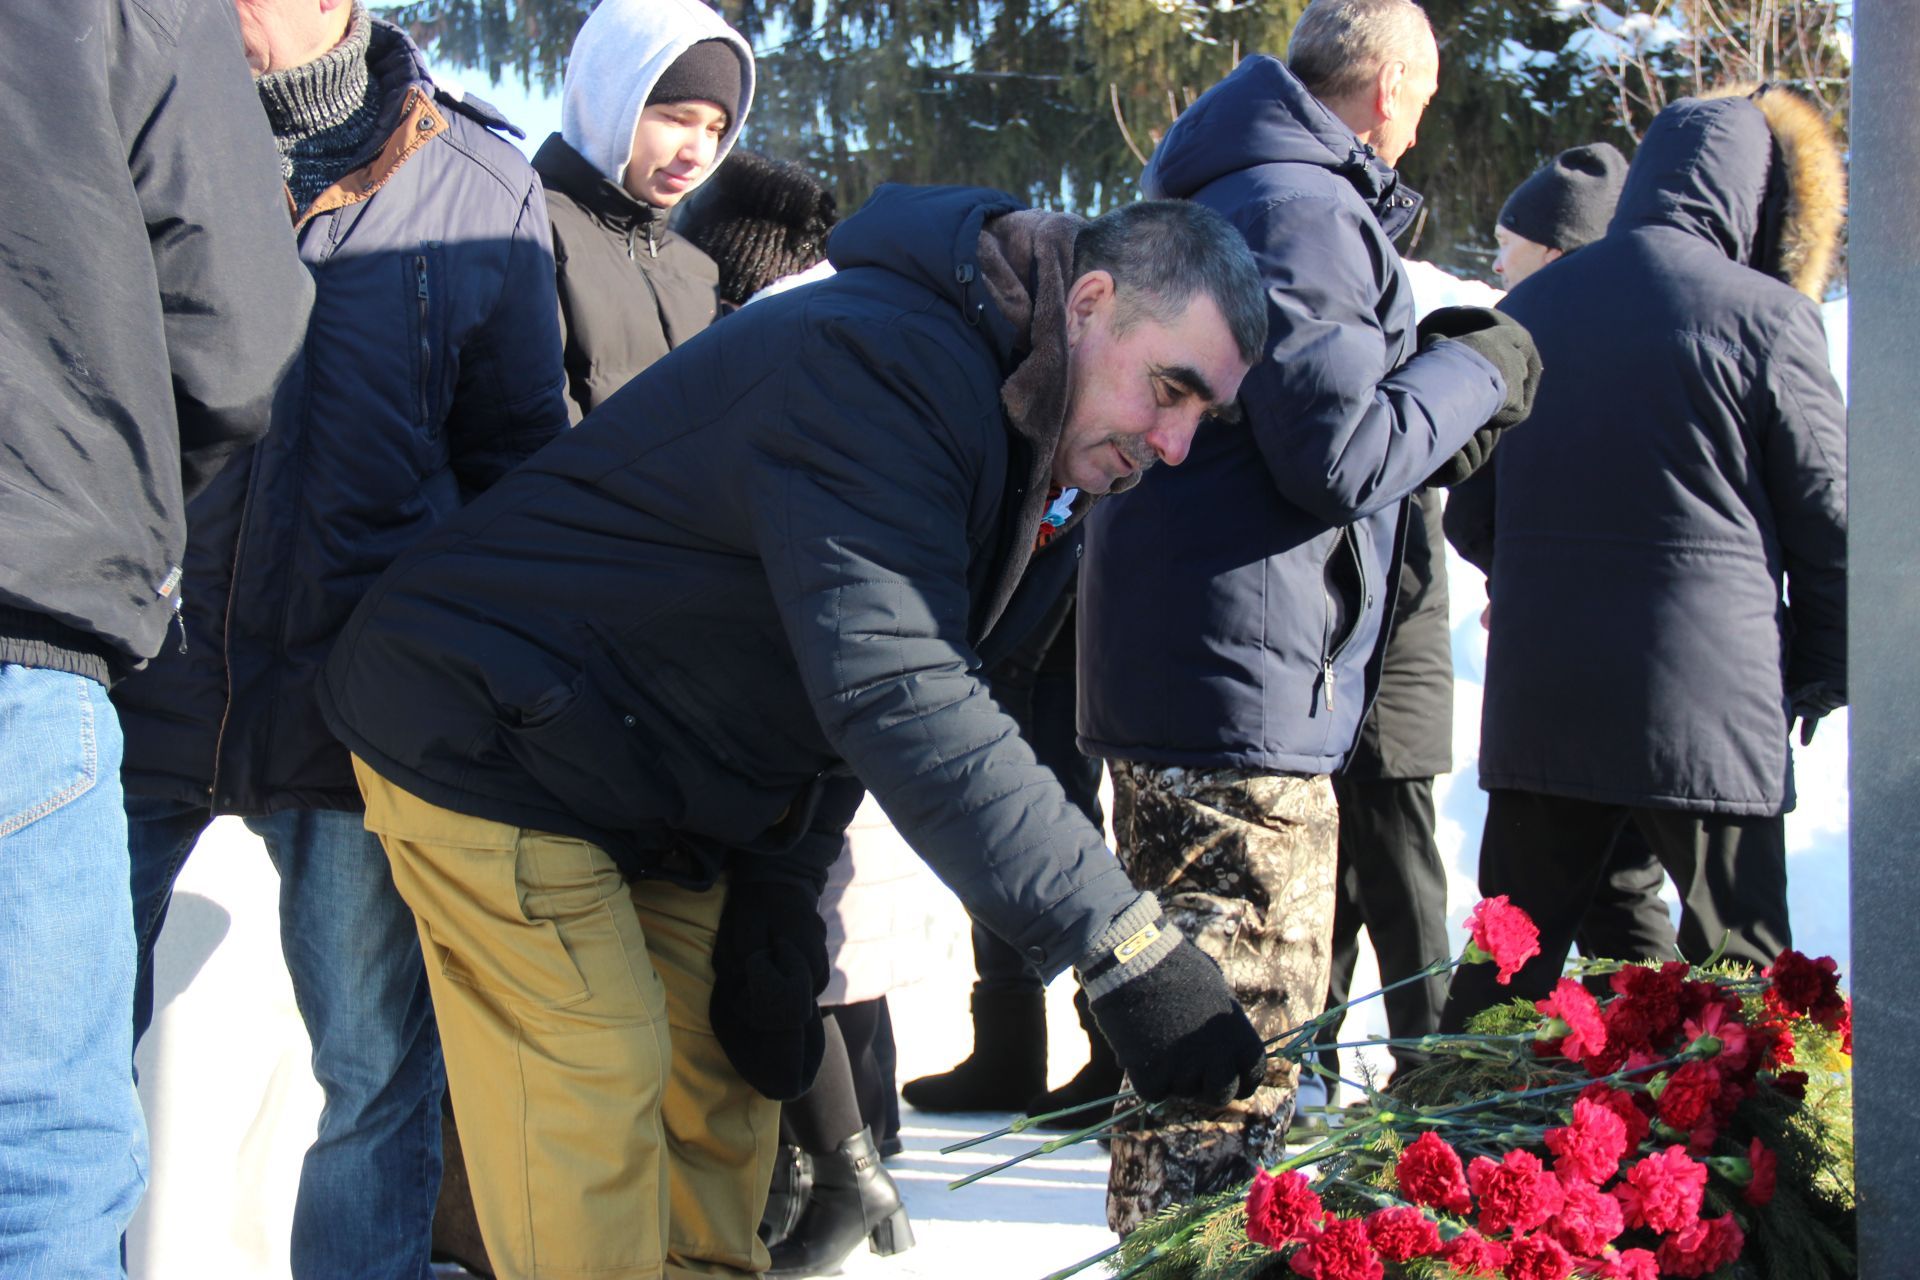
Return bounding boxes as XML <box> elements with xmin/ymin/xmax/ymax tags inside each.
<box><xmin>646</xmin><ymin>223</ymin><xmax>658</xmax><ymax>257</ymax></box>
<box><xmin>1319</xmin><ymin>527</ymin><xmax>1370</xmax><ymax>714</ymax></box>
<box><xmin>626</xmin><ymin>226</ymin><xmax>636</xmax><ymax>261</ymax></box>
<box><xmin>414</xmin><ymin>255</ymin><xmax>431</xmax><ymax>425</ymax></box>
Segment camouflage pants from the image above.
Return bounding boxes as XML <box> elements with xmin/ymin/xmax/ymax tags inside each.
<box><xmin>1105</xmin><ymin>764</ymin><xmax>1339</xmax><ymax>1236</ymax></box>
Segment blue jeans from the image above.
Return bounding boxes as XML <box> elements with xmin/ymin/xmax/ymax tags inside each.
<box><xmin>0</xmin><ymin>665</ymin><xmax>148</xmax><ymax>1278</ymax></box>
<box><xmin>128</xmin><ymin>799</ymin><xmax>442</xmax><ymax>1280</ymax></box>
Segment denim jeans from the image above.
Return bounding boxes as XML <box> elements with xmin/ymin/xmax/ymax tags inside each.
<box><xmin>0</xmin><ymin>665</ymin><xmax>148</xmax><ymax>1278</ymax></box>
<box><xmin>128</xmin><ymin>799</ymin><xmax>442</xmax><ymax>1280</ymax></box>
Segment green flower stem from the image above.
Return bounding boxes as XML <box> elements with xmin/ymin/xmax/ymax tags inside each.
<box><xmin>947</xmin><ymin>1101</ymin><xmax>1156</xmax><ymax>1190</ymax></box>
<box><xmin>1041</xmin><ymin>1242</ymin><xmax>1124</xmax><ymax>1280</ymax></box>
<box><xmin>938</xmin><ymin>1089</ymin><xmax>1142</xmax><ymax>1155</ymax></box>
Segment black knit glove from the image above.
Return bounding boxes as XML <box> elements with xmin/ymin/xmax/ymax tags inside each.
<box><xmin>1419</xmin><ymin>305</ymin><xmax>1543</xmax><ymax>432</ymax></box>
<box><xmin>1788</xmin><ymin>680</ymin><xmax>1846</xmax><ymax>745</ymax></box>
<box><xmin>1078</xmin><ymin>897</ymin><xmax>1266</xmax><ymax>1107</ymax></box>
<box><xmin>710</xmin><ymin>878</ymin><xmax>828</xmax><ymax>1101</ymax></box>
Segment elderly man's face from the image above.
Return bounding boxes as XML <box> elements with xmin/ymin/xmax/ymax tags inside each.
<box><xmin>1492</xmin><ymin>224</ymin><xmax>1562</xmax><ymax>286</ymax></box>
<box><xmin>1371</xmin><ymin>31</ymin><xmax>1440</xmax><ymax>167</ymax></box>
<box><xmin>1053</xmin><ymin>273</ymin><xmax>1249</xmax><ymax>495</ymax></box>
<box><xmin>234</xmin><ymin>0</ymin><xmax>350</xmax><ymax>75</ymax></box>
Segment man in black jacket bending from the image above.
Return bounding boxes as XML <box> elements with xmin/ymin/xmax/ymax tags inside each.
<box><xmin>0</xmin><ymin>2</ymin><xmax>308</xmax><ymax>1273</ymax></box>
<box><xmin>319</xmin><ymin>189</ymin><xmax>1272</xmax><ymax>1279</ymax></box>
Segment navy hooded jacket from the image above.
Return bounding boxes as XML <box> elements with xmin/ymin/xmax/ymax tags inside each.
<box><xmin>319</xmin><ymin>186</ymin><xmax>1140</xmax><ymax>978</ymax></box>
<box><xmin>1446</xmin><ymin>95</ymin><xmax>1847</xmax><ymax>815</ymax></box>
<box><xmin>1078</xmin><ymin>55</ymin><xmax>1503</xmax><ymax>776</ymax></box>
<box><xmin>112</xmin><ymin>21</ymin><xmax>570</xmax><ymax>814</ymax></box>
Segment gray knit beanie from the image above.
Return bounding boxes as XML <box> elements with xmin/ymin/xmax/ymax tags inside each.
<box><xmin>1498</xmin><ymin>142</ymin><xmax>1630</xmax><ymax>252</ymax></box>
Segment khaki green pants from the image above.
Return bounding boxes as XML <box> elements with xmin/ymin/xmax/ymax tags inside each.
<box><xmin>352</xmin><ymin>757</ymin><xmax>779</xmax><ymax>1280</ymax></box>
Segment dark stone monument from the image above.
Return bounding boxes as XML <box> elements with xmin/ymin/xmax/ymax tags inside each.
<box><xmin>1848</xmin><ymin>3</ymin><xmax>1920</xmax><ymax>1273</ymax></box>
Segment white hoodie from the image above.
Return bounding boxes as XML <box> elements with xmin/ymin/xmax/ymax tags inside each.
<box><xmin>560</xmin><ymin>0</ymin><xmax>755</xmax><ymax>191</ymax></box>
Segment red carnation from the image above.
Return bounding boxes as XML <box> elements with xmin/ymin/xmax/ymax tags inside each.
<box><xmin>1246</xmin><ymin>1169</ymin><xmax>1325</xmax><ymax>1249</ymax></box>
<box><xmin>1438</xmin><ymin>1230</ymin><xmax>1508</xmax><ymax>1276</ymax></box>
<box><xmin>1287</xmin><ymin>1215</ymin><xmax>1383</xmax><ymax>1280</ymax></box>
<box><xmin>1549</xmin><ymin>1177</ymin><xmax>1625</xmax><ymax>1255</ymax></box>
<box><xmin>1396</xmin><ymin>1132</ymin><xmax>1473</xmax><ymax>1214</ymax></box>
<box><xmin>1746</xmin><ymin>1138</ymin><xmax>1778</xmax><ymax>1207</ymax></box>
<box><xmin>1680</xmin><ymin>1001</ymin><xmax>1753</xmax><ymax>1073</ymax></box>
<box><xmin>1751</xmin><ymin>1013</ymin><xmax>1796</xmax><ymax>1070</ymax></box>
<box><xmin>1611</xmin><ymin>1146</ymin><xmax>1707</xmax><ymax>1235</ymax></box>
<box><xmin>1764</xmin><ymin>949</ymin><xmax>1846</xmax><ymax>1023</ymax></box>
<box><xmin>1836</xmin><ymin>998</ymin><xmax>1854</xmax><ymax>1055</ymax></box>
<box><xmin>1544</xmin><ymin>1097</ymin><xmax>1629</xmax><ymax>1185</ymax></box>
<box><xmin>1608</xmin><ymin>962</ymin><xmax>1688</xmax><ymax>1043</ymax></box>
<box><xmin>1653</xmin><ymin>1061</ymin><xmax>1723</xmax><ymax>1133</ymax></box>
<box><xmin>1584</xmin><ymin>1248</ymin><xmax>1659</xmax><ymax>1280</ymax></box>
<box><xmin>1535</xmin><ymin>979</ymin><xmax>1607</xmax><ymax>1061</ymax></box>
<box><xmin>1468</xmin><ymin>1150</ymin><xmax>1564</xmax><ymax>1236</ymax></box>
<box><xmin>1578</xmin><ymin>1083</ymin><xmax>1651</xmax><ymax>1149</ymax></box>
<box><xmin>1503</xmin><ymin>1232</ymin><xmax>1573</xmax><ymax>1280</ymax></box>
<box><xmin>1363</xmin><ymin>1206</ymin><xmax>1440</xmax><ymax>1262</ymax></box>
<box><xmin>1654</xmin><ymin>1213</ymin><xmax>1745</xmax><ymax>1278</ymax></box>
<box><xmin>1463</xmin><ymin>896</ymin><xmax>1541</xmax><ymax>985</ymax></box>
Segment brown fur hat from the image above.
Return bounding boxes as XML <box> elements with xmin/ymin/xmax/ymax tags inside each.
<box><xmin>1703</xmin><ymin>82</ymin><xmax>1847</xmax><ymax>299</ymax></box>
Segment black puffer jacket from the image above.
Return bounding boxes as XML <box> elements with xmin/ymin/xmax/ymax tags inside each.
<box><xmin>534</xmin><ymin>134</ymin><xmax>722</xmax><ymax>422</ymax></box>
<box><xmin>0</xmin><ymin>0</ymin><xmax>308</xmax><ymax>684</ymax></box>
<box><xmin>320</xmin><ymin>186</ymin><xmax>1139</xmax><ymax>976</ymax></box>
<box><xmin>1445</xmin><ymin>91</ymin><xmax>1847</xmax><ymax>815</ymax></box>
<box><xmin>112</xmin><ymin>22</ymin><xmax>569</xmax><ymax>814</ymax></box>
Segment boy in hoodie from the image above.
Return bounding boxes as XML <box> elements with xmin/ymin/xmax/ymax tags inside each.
<box><xmin>531</xmin><ymin>0</ymin><xmax>755</xmax><ymax>421</ymax></box>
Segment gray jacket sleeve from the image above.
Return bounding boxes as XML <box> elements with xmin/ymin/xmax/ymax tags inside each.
<box><xmin>1761</xmin><ymin>298</ymin><xmax>1848</xmax><ymax>695</ymax></box>
<box><xmin>115</xmin><ymin>0</ymin><xmax>312</xmax><ymax>502</ymax></box>
<box><xmin>748</xmin><ymin>315</ymin><xmax>1139</xmax><ymax>978</ymax></box>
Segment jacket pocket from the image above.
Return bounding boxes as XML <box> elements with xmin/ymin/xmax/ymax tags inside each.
<box><xmin>407</xmin><ymin>249</ymin><xmax>440</xmax><ymax>433</ymax></box>
<box><xmin>1317</xmin><ymin>527</ymin><xmax>1370</xmax><ymax>714</ymax></box>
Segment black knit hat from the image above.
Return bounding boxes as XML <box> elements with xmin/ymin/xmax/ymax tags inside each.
<box><xmin>648</xmin><ymin>39</ymin><xmax>745</xmax><ymax>121</ymax></box>
<box><xmin>1498</xmin><ymin>142</ymin><xmax>1630</xmax><ymax>252</ymax></box>
<box><xmin>678</xmin><ymin>150</ymin><xmax>839</xmax><ymax>306</ymax></box>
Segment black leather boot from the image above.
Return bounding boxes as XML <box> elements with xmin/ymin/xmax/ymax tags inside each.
<box><xmin>767</xmin><ymin>1128</ymin><xmax>914</xmax><ymax>1277</ymax></box>
<box><xmin>758</xmin><ymin>1143</ymin><xmax>815</xmax><ymax>1249</ymax></box>
<box><xmin>899</xmin><ymin>988</ymin><xmax>1046</xmax><ymax>1112</ymax></box>
<box><xmin>1024</xmin><ymin>986</ymin><xmax>1124</xmax><ymax>1130</ymax></box>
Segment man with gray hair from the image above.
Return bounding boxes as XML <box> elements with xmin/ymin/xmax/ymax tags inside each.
<box><xmin>1079</xmin><ymin>0</ymin><xmax>1540</xmax><ymax>1231</ymax></box>
<box><xmin>316</xmin><ymin>187</ymin><xmax>1271</xmax><ymax>1277</ymax></box>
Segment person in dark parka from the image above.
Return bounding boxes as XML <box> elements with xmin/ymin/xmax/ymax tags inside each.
<box><xmin>1441</xmin><ymin>86</ymin><xmax>1848</xmax><ymax>1027</ymax></box>
<box><xmin>319</xmin><ymin>188</ymin><xmax>1272</xmax><ymax>1279</ymax></box>
<box><xmin>532</xmin><ymin>0</ymin><xmax>754</xmax><ymax>422</ymax></box>
<box><xmin>107</xmin><ymin>5</ymin><xmax>571</xmax><ymax>1275</ymax></box>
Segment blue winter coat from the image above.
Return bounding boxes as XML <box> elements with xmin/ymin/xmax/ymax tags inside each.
<box><xmin>113</xmin><ymin>22</ymin><xmax>570</xmax><ymax>814</ymax></box>
<box><xmin>1445</xmin><ymin>95</ymin><xmax>1847</xmax><ymax>816</ymax></box>
<box><xmin>1078</xmin><ymin>55</ymin><xmax>1503</xmax><ymax>776</ymax></box>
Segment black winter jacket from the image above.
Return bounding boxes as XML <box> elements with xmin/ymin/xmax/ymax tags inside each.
<box><xmin>1342</xmin><ymin>488</ymin><xmax>1453</xmax><ymax>781</ymax></box>
<box><xmin>0</xmin><ymin>0</ymin><xmax>309</xmax><ymax>684</ymax></box>
<box><xmin>1078</xmin><ymin>55</ymin><xmax>1503</xmax><ymax>777</ymax></box>
<box><xmin>1445</xmin><ymin>95</ymin><xmax>1847</xmax><ymax>815</ymax></box>
<box><xmin>534</xmin><ymin>135</ymin><xmax>721</xmax><ymax>422</ymax></box>
<box><xmin>113</xmin><ymin>22</ymin><xmax>570</xmax><ymax>814</ymax></box>
<box><xmin>319</xmin><ymin>186</ymin><xmax>1139</xmax><ymax>977</ymax></box>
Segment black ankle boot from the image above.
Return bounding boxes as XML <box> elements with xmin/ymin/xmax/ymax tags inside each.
<box><xmin>899</xmin><ymin>988</ymin><xmax>1046</xmax><ymax>1112</ymax></box>
<box><xmin>758</xmin><ymin>1143</ymin><xmax>815</xmax><ymax>1249</ymax></box>
<box><xmin>1024</xmin><ymin>986</ymin><xmax>1124</xmax><ymax>1130</ymax></box>
<box><xmin>767</xmin><ymin>1128</ymin><xmax>914</xmax><ymax>1277</ymax></box>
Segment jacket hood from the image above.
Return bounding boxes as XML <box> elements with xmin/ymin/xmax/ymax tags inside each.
<box><xmin>1612</xmin><ymin>88</ymin><xmax>1845</xmax><ymax>299</ymax></box>
<box><xmin>560</xmin><ymin>0</ymin><xmax>755</xmax><ymax>192</ymax></box>
<box><xmin>827</xmin><ymin>184</ymin><xmax>1026</xmax><ymax>368</ymax></box>
<box><xmin>1141</xmin><ymin>54</ymin><xmax>1418</xmax><ymax>233</ymax></box>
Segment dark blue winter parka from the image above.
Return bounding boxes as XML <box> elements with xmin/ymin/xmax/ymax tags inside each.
<box><xmin>112</xmin><ymin>21</ymin><xmax>570</xmax><ymax>815</ymax></box>
<box><xmin>1445</xmin><ymin>91</ymin><xmax>1848</xmax><ymax>815</ymax></box>
<box><xmin>319</xmin><ymin>187</ymin><xmax>1141</xmax><ymax>978</ymax></box>
<box><xmin>1078</xmin><ymin>55</ymin><xmax>1503</xmax><ymax>776</ymax></box>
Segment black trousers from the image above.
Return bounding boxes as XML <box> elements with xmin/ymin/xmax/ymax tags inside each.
<box><xmin>1441</xmin><ymin>789</ymin><xmax>1791</xmax><ymax>1031</ymax></box>
<box><xmin>1313</xmin><ymin>776</ymin><xmax>1451</xmax><ymax>1089</ymax></box>
<box><xmin>1576</xmin><ymin>822</ymin><xmax>1679</xmax><ymax>967</ymax></box>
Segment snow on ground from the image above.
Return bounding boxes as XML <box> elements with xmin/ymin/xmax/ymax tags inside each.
<box><xmin>128</xmin><ymin>276</ymin><xmax>1853</xmax><ymax>1278</ymax></box>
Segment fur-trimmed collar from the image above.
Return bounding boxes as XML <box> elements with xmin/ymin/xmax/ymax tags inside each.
<box><xmin>1704</xmin><ymin>83</ymin><xmax>1846</xmax><ymax>299</ymax></box>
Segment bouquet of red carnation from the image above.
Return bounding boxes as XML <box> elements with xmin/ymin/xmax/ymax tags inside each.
<box><xmin>986</xmin><ymin>902</ymin><xmax>1852</xmax><ymax>1280</ymax></box>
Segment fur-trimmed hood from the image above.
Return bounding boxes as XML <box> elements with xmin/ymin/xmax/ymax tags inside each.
<box><xmin>1614</xmin><ymin>85</ymin><xmax>1844</xmax><ymax>299</ymax></box>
